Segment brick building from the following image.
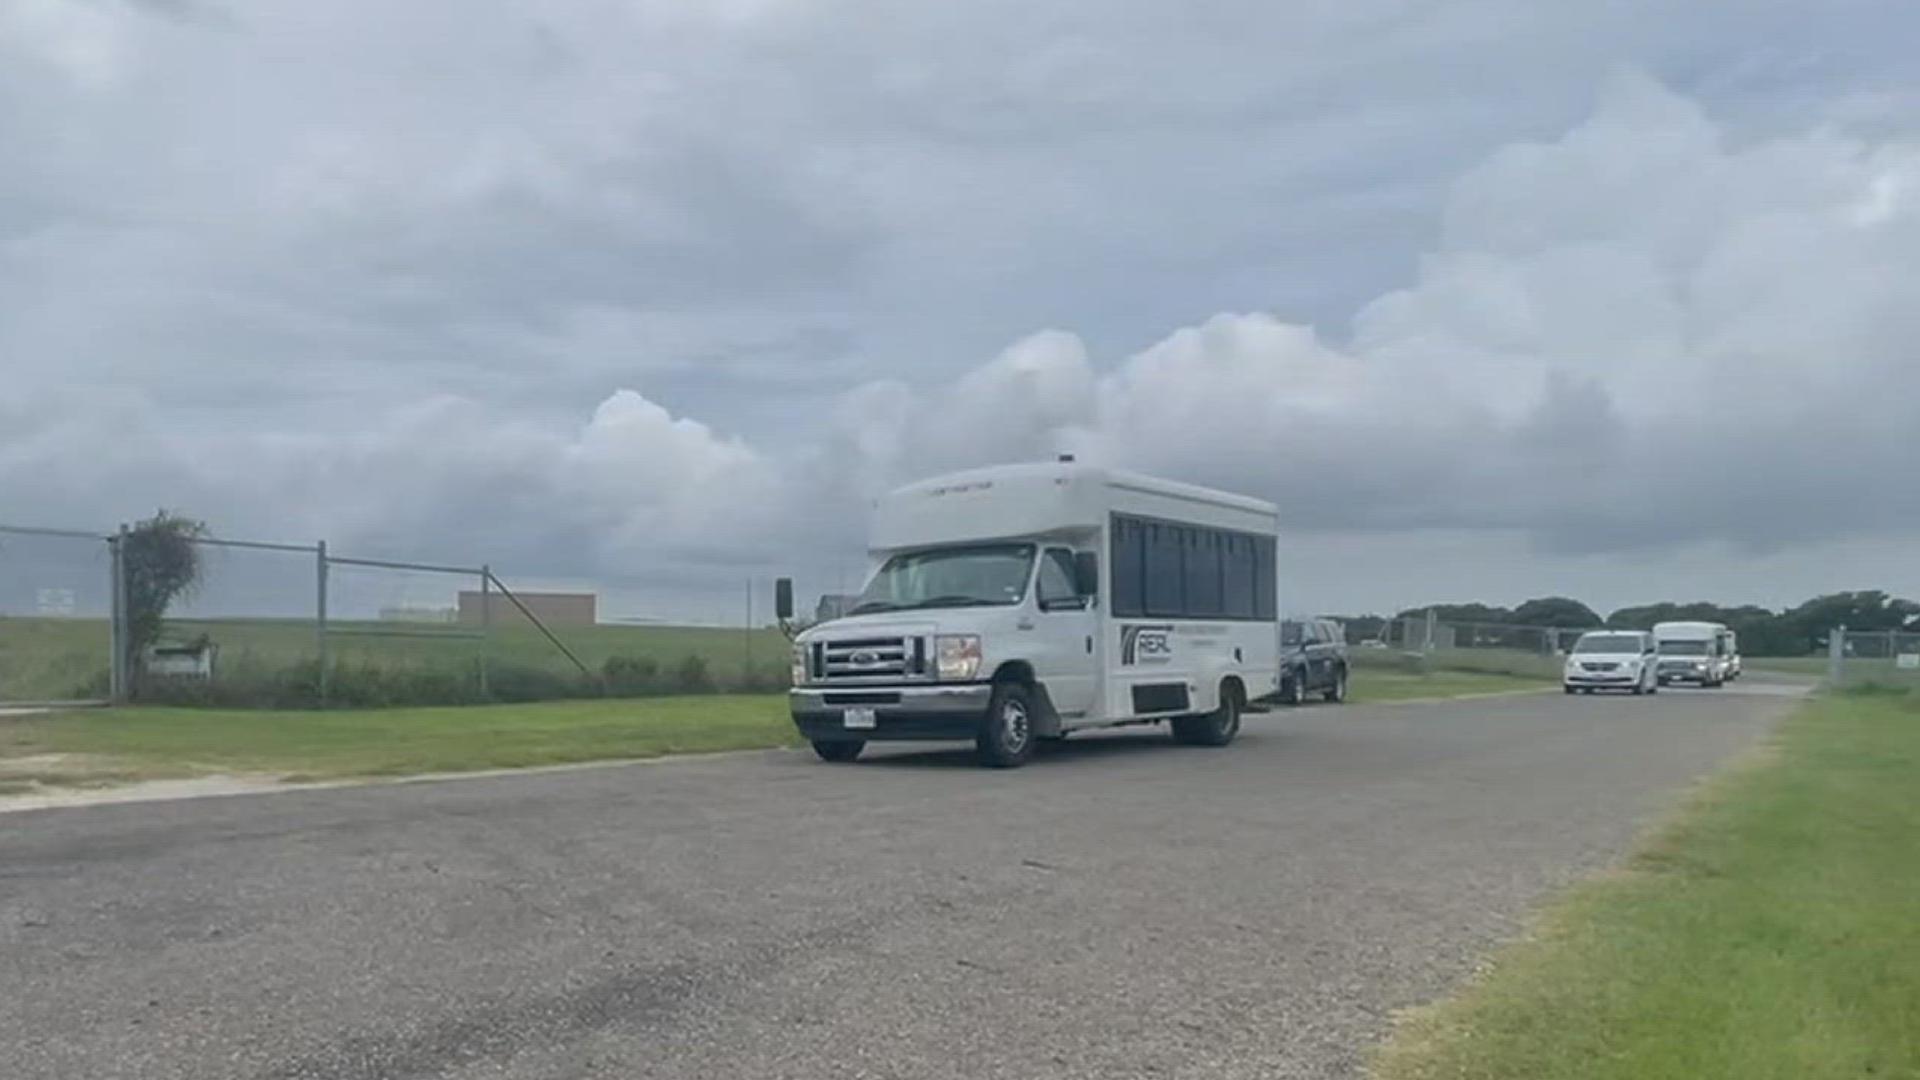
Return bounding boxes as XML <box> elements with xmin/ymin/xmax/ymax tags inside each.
<box><xmin>457</xmin><ymin>590</ymin><xmax>597</xmax><ymax>628</ymax></box>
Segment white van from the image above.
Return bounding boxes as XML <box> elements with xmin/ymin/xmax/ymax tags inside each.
<box><xmin>782</xmin><ymin>459</ymin><xmax>1281</xmax><ymax>768</ymax></box>
<box><xmin>1563</xmin><ymin>630</ymin><xmax>1658</xmax><ymax>695</ymax></box>
<box><xmin>1654</xmin><ymin>621</ymin><xmax>1733</xmax><ymax>687</ymax></box>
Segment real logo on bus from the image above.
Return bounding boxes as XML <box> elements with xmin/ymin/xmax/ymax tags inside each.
<box><xmin>1122</xmin><ymin>624</ymin><xmax>1174</xmax><ymax>666</ymax></box>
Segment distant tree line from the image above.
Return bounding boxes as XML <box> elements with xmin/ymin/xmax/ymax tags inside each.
<box><xmin>1331</xmin><ymin>591</ymin><xmax>1919</xmax><ymax>657</ymax></box>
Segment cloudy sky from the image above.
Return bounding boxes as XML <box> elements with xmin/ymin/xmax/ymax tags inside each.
<box><xmin>3</xmin><ymin>0</ymin><xmax>1918</xmax><ymax>621</ymax></box>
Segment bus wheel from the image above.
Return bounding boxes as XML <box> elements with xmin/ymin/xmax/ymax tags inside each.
<box><xmin>976</xmin><ymin>682</ymin><xmax>1036</xmax><ymax>768</ymax></box>
<box><xmin>1173</xmin><ymin>685</ymin><xmax>1241</xmax><ymax>747</ymax></box>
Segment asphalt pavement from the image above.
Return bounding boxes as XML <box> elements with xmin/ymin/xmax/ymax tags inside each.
<box><xmin>0</xmin><ymin>682</ymin><xmax>1803</xmax><ymax>1079</ymax></box>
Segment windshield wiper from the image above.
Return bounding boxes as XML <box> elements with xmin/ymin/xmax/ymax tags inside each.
<box><xmin>847</xmin><ymin>600</ymin><xmax>900</xmax><ymax>615</ymax></box>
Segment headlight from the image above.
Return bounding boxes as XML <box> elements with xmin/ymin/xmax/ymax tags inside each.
<box><xmin>791</xmin><ymin>645</ymin><xmax>809</xmax><ymax>686</ymax></box>
<box><xmin>936</xmin><ymin>635</ymin><xmax>982</xmax><ymax>681</ymax></box>
<box><xmin>1692</xmin><ymin>661</ymin><xmax>1708</xmax><ymax>671</ymax></box>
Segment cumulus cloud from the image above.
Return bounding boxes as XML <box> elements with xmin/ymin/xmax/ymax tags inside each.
<box><xmin>841</xmin><ymin>73</ymin><xmax>1920</xmax><ymax>555</ymax></box>
<box><xmin>5</xmin><ymin>0</ymin><xmax>1920</xmax><ymax>616</ymax></box>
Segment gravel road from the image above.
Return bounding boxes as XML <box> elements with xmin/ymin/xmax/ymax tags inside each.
<box><xmin>0</xmin><ymin>683</ymin><xmax>1801</xmax><ymax>1079</ymax></box>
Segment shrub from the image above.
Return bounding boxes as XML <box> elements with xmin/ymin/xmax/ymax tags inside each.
<box><xmin>733</xmin><ymin>664</ymin><xmax>790</xmax><ymax>694</ymax></box>
<box><xmin>602</xmin><ymin>655</ymin><xmax>662</xmax><ymax>697</ymax></box>
<box><xmin>670</xmin><ymin>654</ymin><xmax>713</xmax><ymax>694</ymax></box>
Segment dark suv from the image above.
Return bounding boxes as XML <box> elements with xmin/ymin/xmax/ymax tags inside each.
<box><xmin>1280</xmin><ymin>618</ymin><xmax>1349</xmax><ymax>705</ymax></box>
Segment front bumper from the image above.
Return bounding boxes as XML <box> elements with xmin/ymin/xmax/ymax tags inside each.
<box><xmin>1657</xmin><ymin>667</ymin><xmax>1712</xmax><ymax>683</ymax></box>
<box><xmin>1565</xmin><ymin>671</ymin><xmax>1641</xmax><ymax>687</ymax></box>
<box><xmin>791</xmin><ymin>683</ymin><xmax>994</xmax><ymax>743</ymax></box>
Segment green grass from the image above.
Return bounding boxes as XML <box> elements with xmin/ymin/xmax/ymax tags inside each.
<box><xmin>1350</xmin><ymin>669</ymin><xmax>1552</xmax><ymax>703</ymax></box>
<box><xmin>1748</xmin><ymin>654</ymin><xmax>1920</xmax><ymax>691</ymax></box>
<box><xmin>0</xmin><ymin>668</ymin><xmax>1546</xmax><ymax>792</ymax></box>
<box><xmin>0</xmin><ymin>616</ymin><xmax>112</xmax><ymax>701</ymax></box>
<box><xmin>0</xmin><ymin>615</ymin><xmax>789</xmax><ymax>703</ymax></box>
<box><xmin>0</xmin><ymin>695</ymin><xmax>797</xmax><ymax>782</ymax></box>
<box><xmin>1373</xmin><ymin>689</ymin><xmax>1920</xmax><ymax>1080</ymax></box>
<box><xmin>1350</xmin><ymin>645</ymin><xmax>1566</xmax><ymax>681</ymax></box>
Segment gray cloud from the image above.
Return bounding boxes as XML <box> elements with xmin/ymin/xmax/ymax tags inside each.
<box><xmin>4</xmin><ymin>1</ymin><xmax>1920</xmax><ymax>617</ymax></box>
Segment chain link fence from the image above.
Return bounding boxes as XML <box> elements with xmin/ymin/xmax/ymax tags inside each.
<box><xmin>0</xmin><ymin>526</ymin><xmax>116</xmax><ymax>704</ymax></box>
<box><xmin>1</xmin><ymin>520</ymin><xmax>787</xmax><ymax>708</ymax></box>
<box><xmin>1825</xmin><ymin>626</ymin><xmax>1920</xmax><ymax>690</ymax></box>
<box><xmin>1339</xmin><ymin>612</ymin><xmax>1578</xmax><ymax>679</ymax></box>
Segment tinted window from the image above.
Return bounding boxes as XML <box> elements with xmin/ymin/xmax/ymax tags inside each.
<box><xmin>1144</xmin><ymin>522</ymin><xmax>1185</xmax><ymax>616</ymax></box>
<box><xmin>1184</xmin><ymin>529</ymin><xmax>1224</xmax><ymax>617</ymax></box>
<box><xmin>1111</xmin><ymin>517</ymin><xmax>1145</xmax><ymax>617</ymax></box>
<box><xmin>1037</xmin><ymin>549</ymin><xmax>1078</xmax><ymax>606</ymax></box>
<box><xmin>1281</xmin><ymin>620</ymin><xmax>1304</xmax><ymax>646</ymax></box>
<box><xmin>1253</xmin><ymin>536</ymin><xmax>1277</xmax><ymax>619</ymax></box>
<box><xmin>1223</xmin><ymin>533</ymin><xmax>1255</xmax><ymax>618</ymax></box>
<box><xmin>1112</xmin><ymin>514</ymin><xmax>1275</xmax><ymax>621</ymax></box>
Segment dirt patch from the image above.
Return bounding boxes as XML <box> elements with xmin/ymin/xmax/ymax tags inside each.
<box><xmin>0</xmin><ymin>773</ymin><xmax>292</xmax><ymax>814</ymax></box>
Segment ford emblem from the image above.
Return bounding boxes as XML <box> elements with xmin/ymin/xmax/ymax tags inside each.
<box><xmin>849</xmin><ymin>650</ymin><xmax>878</xmax><ymax>665</ymax></box>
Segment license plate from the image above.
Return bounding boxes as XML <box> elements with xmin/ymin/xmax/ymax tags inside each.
<box><xmin>843</xmin><ymin>707</ymin><xmax>877</xmax><ymax>730</ymax></box>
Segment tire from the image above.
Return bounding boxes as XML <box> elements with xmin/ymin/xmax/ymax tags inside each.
<box><xmin>1564</xmin><ymin>684</ymin><xmax>1577</xmax><ymax>695</ymax></box>
<box><xmin>1172</xmin><ymin>684</ymin><xmax>1242</xmax><ymax>747</ymax></box>
<box><xmin>1280</xmin><ymin>670</ymin><xmax>1304</xmax><ymax>706</ymax></box>
<box><xmin>811</xmin><ymin>740</ymin><xmax>864</xmax><ymax>763</ymax></box>
<box><xmin>1323</xmin><ymin>665</ymin><xmax>1348</xmax><ymax>704</ymax></box>
<box><xmin>976</xmin><ymin>682</ymin><xmax>1036</xmax><ymax>769</ymax></box>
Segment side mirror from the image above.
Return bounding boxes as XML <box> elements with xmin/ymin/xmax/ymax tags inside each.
<box><xmin>774</xmin><ymin>578</ymin><xmax>794</xmax><ymax>621</ymax></box>
<box><xmin>1073</xmin><ymin>551</ymin><xmax>1099</xmax><ymax>598</ymax></box>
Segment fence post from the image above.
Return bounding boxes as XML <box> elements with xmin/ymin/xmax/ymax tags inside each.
<box><xmin>316</xmin><ymin>540</ymin><xmax>329</xmax><ymax>707</ymax></box>
<box><xmin>1828</xmin><ymin>624</ymin><xmax>1845</xmax><ymax>687</ymax></box>
<box><xmin>1423</xmin><ymin>608</ymin><xmax>1437</xmax><ymax>653</ymax></box>
<box><xmin>479</xmin><ymin>565</ymin><xmax>491</xmax><ymax>699</ymax></box>
<box><xmin>109</xmin><ymin>524</ymin><xmax>129</xmax><ymax>704</ymax></box>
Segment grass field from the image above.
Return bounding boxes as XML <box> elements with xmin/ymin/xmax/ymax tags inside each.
<box><xmin>0</xmin><ymin>615</ymin><xmax>789</xmax><ymax>703</ymax></box>
<box><xmin>0</xmin><ymin>696</ymin><xmax>798</xmax><ymax>787</ymax></box>
<box><xmin>0</xmin><ymin>666</ymin><xmax>1549</xmax><ymax>792</ymax></box>
<box><xmin>1349</xmin><ymin>644</ymin><xmax>1566</xmax><ymax>681</ymax></box>
<box><xmin>1747</xmin><ymin>654</ymin><xmax>1920</xmax><ymax>690</ymax></box>
<box><xmin>1373</xmin><ymin>688</ymin><xmax>1920</xmax><ymax>1080</ymax></box>
<box><xmin>1350</xmin><ymin>669</ymin><xmax>1551</xmax><ymax>702</ymax></box>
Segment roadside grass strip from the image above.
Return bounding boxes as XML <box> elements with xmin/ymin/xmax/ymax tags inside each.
<box><xmin>1374</xmin><ymin>689</ymin><xmax>1920</xmax><ymax>1080</ymax></box>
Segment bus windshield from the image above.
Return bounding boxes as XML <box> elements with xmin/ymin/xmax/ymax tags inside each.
<box><xmin>851</xmin><ymin>544</ymin><xmax>1036</xmax><ymax>614</ymax></box>
<box><xmin>1660</xmin><ymin>640</ymin><xmax>1710</xmax><ymax>656</ymax></box>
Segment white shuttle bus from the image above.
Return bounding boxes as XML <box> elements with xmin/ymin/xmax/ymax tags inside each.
<box><xmin>1654</xmin><ymin>620</ymin><xmax>1734</xmax><ymax>687</ymax></box>
<box><xmin>781</xmin><ymin>459</ymin><xmax>1281</xmax><ymax>768</ymax></box>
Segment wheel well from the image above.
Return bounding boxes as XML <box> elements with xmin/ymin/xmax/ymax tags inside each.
<box><xmin>1220</xmin><ymin>675</ymin><xmax>1246</xmax><ymax>705</ymax></box>
<box><xmin>992</xmin><ymin>660</ymin><xmax>1036</xmax><ymax>686</ymax></box>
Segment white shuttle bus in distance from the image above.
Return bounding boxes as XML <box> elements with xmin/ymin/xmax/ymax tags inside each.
<box><xmin>784</xmin><ymin>459</ymin><xmax>1281</xmax><ymax>768</ymax></box>
<box><xmin>1654</xmin><ymin>620</ymin><xmax>1733</xmax><ymax>687</ymax></box>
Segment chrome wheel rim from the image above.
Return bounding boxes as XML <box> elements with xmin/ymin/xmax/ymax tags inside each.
<box><xmin>1001</xmin><ymin>699</ymin><xmax>1030</xmax><ymax>753</ymax></box>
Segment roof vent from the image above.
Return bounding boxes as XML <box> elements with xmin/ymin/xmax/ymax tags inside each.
<box><xmin>1057</xmin><ymin>453</ymin><xmax>1076</xmax><ymax>463</ymax></box>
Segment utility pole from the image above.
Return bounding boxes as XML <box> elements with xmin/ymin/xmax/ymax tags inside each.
<box><xmin>316</xmin><ymin>540</ymin><xmax>329</xmax><ymax>706</ymax></box>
